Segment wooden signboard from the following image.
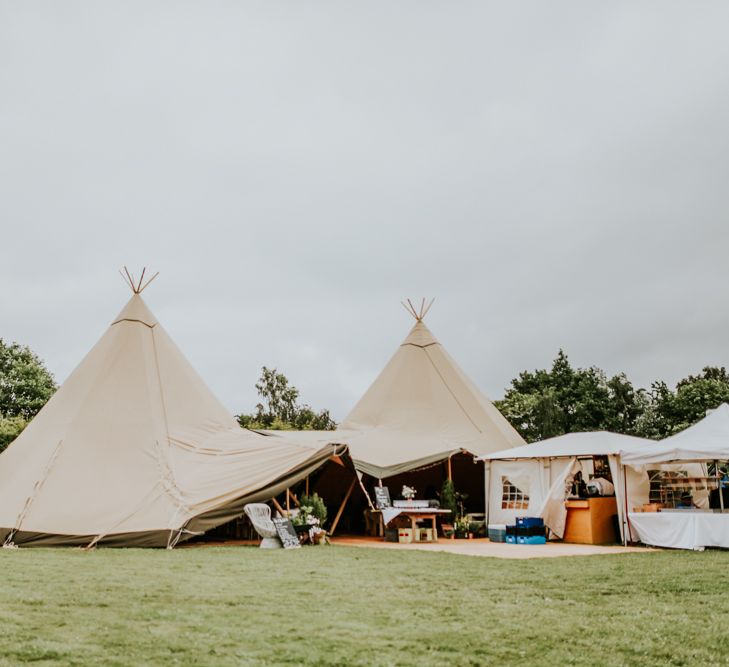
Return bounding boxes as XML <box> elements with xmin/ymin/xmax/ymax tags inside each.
<box><xmin>273</xmin><ymin>518</ymin><xmax>301</xmax><ymax>549</ymax></box>
<box><xmin>374</xmin><ymin>486</ymin><xmax>391</xmax><ymax>509</ymax></box>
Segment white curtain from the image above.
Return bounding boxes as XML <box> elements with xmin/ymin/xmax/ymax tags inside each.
<box><xmin>538</xmin><ymin>457</ymin><xmax>580</xmax><ymax>539</ymax></box>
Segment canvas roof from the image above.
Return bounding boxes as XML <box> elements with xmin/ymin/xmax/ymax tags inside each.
<box><xmin>0</xmin><ymin>292</ymin><xmax>335</xmax><ymax>547</ymax></box>
<box><xmin>481</xmin><ymin>431</ymin><xmax>655</xmax><ymax>461</ymax></box>
<box><xmin>331</xmin><ymin>317</ymin><xmax>525</xmax><ymax>478</ymax></box>
<box><xmin>621</xmin><ymin>403</ymin><xmax>729</xmax><ymax>465</ymax></box>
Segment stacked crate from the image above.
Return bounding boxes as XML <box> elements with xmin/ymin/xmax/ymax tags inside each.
<box><xmin>505</xmin><ymin>517</ymin><xmax>546</xmax><ymax>545</ymax></box>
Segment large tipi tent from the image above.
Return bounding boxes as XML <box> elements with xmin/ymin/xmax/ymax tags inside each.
<box><xmin>334</xmin><ymin>300</ymin><xmax>525</xmax><ymax>479</ymax></box>
<box><xmin>0</xmin><ymin>274</ymin><xmax>336</xmax><ymax>547</ymax></box>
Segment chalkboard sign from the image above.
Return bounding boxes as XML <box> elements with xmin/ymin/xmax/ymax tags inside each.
<box><xmin>374</xmin><ymin>486</ymin><xmax>391</xmax><ymax>509</ymax></box>
<box><xmin>273</xmin><ymin>517</ymin><xmax>301</xmax><ymax>549</ymax></box>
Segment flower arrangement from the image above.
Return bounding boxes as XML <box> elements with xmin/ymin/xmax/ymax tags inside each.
<box><xmin>291</xmin><ymin>493</ymin><xmax>329</xmax><ymax>544</ymax></box>
<box><xmin>454</xmin><ymin>515</ymin><xmax>471</xmax><ymax>534</ymax></box>
<box><xmin>401</xmin><ymin>485</ymin><xmax>417</xmax><ymax>500</ymax></box>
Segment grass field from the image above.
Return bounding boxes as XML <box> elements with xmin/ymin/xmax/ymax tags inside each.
<box><xmin>2</xmin><ymin>545</ymin><xmax>729</xmax><ymax>666</ymax></box>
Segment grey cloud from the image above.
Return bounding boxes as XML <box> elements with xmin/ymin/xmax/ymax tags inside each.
<box><xmin>1</xmin><ymin>1</ymin><xmax>728</xmax><ymax>419</ymax></box>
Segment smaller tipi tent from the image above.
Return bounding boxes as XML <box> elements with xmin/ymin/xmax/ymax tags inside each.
<box><xmin>335</xmin><ymin>300</ymin><xmax>525</xmax><ymax>478</ymax></box>
<box><xmin>0</xmin><ymin>272</ymin><xmax>336</xmax><ymax>547</ymax></box>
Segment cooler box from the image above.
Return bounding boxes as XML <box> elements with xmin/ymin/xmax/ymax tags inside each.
<box><xmin>488</xmin><ymin>524</ymin><xmax>507</xmax><ymax>543</ymax></box>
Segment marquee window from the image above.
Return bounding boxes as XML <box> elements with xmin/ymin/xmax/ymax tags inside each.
<box><xmin>501</xmin><ymin>476</ymin><xmax>529</xmax><ymax>510</ymax></box>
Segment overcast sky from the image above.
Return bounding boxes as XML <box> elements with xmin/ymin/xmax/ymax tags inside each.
<box><xmin>1</xmin><ymin>2</ymin><xmax>728</xmax><ymax>420</ymax></box>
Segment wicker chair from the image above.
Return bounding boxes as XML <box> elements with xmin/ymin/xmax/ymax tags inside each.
<box><xmin>244</xmin><ymin>503</ymin><xmax>282</xmax><ymax>549</ymax></box>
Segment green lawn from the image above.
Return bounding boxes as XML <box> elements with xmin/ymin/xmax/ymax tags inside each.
<box><xmin>2</xmin><ymin>545</ymin><xmax>728</xmax><ymax>666</ymax></box>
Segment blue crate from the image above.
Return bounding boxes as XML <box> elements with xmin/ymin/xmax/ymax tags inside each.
<box><xmin>517</xmin><ymin>535</ymin><xmax>546</xmax><ymax>545</ymax></box>
<box><xmin>516</xmin><ymin>517</ymin><xmax>544</xmax><ymax>529</ymax></box>
<box><xmin>505</xmin><ymin>534</ymin><xmax>517</xmax><ymax>544</ymax></box>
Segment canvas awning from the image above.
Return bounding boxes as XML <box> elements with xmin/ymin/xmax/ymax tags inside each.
<box><xmin>620</xmin><ymin>404</ymin><xmax>729</xmax><ymax>465</ymax></box>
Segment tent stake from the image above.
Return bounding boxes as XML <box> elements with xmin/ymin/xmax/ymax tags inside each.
<box><xmin>329</xmin><ymin>478</ymin><xmax>356</xmax><ymax>536</ymax></box>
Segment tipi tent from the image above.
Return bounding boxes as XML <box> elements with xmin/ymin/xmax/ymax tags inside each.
<box><xmin>334</xmin><ymin>300</ymin><xmax>525</xmax><ymax>479</ymax></box>
<box><xmin>0</xmin><ymin>275</ymin><xmax>336</xmax><ymax>547</ymax></box>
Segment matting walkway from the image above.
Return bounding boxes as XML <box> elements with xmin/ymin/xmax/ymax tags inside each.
<box><xmin>332</xmin><ymin>536</ymin><xmax>649</xmax><ymax>559</ymax></box>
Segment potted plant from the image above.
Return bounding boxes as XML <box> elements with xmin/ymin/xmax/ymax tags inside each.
<box><xmin>454</xmin><ymin>515</ymin><xmax>471</xmax><ymax>539</ymax></box>
<box><xmin>291</xmin><ymin>493</ymin><xmax>329</xmax><ymax>543</ymax></box>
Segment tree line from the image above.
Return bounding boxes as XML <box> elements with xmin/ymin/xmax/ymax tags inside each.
<box><xmin>495</xmin><ymin>350</ymin><xmax>729</xmax><ymax>442</ymax></box>
<box><xmin>1</xmin><ymin>337</ymin><xmax>728</xmax><ymax>452</ymax></box>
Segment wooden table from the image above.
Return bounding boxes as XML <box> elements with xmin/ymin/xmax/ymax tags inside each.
<box><xmin>374</xmin><ymin>508</ymin><xmax>452</xmax><ymax>543</ymax></box>
<box><xmin>563</xmin><ymin>497</ymin><xmax>618</xmax><ymax>544</ymax></box>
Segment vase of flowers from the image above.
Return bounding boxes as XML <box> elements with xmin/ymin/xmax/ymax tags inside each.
<box><xmin>402</xmin><ymin>485</ymin><xmax>416</xmax><ymax>505</ymax></box>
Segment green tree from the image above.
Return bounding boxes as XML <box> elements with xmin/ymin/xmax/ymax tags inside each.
<box><xmin>0</xmin><ymin>339</ymin><xmax>56</xmax><ymax>453</ymax></box>
<box><xmin>0</xmin><ymin>415</ymin><xmax>28</xmax><ymax>453</ymax></box>
<box><xmin>0</xmin><ymin>339</ymin><xmax>56</xmax><ymax>420</ymax></box>
<box><xmin>635</xmin><ymin>367</ymin><xmax>729</xmax><ymax>438</ymax></box>
<box><xmin>236</xmin><ymin>366</ymin><xmax>336</xmax><ymax>431</ymax></box>
<box><xmin>495</xmin><ymin>350</ymin><xmax>646</xmax><ymax>442</ymax></box>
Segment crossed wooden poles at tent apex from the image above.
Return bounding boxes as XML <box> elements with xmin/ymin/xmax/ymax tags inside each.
<box><xmin>119</xmin><ymin>266</ymin><xmax>160</xmax><ymax>294</ymax></box>
<box><xmin>401</xmin><ymin>298</ymin><xmax>435</xmax><ymax>321</ymax></box>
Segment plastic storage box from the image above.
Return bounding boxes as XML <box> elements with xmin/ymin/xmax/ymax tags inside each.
<box><xmin>488</xmin><ymin>524</ymin><xmax>507</xmax><ymax>542</ymax></box>
<box><xmin>517</xmin><ymin>535</ymin><xmax>547</xmax><ymax>545</ymax></box>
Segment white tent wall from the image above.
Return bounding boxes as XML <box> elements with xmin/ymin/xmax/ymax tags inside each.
<box><xmin>488</xmin><ymin>455</ymin><xmax>647</xmax><ymax>542</ymax></box>
<box><xmin>487</xmin><ymin>460</ymin><xmax>546</xmax><ymax>526</ymax></box>
<box><xmin>621</xmin><ymin>462</ymin><xmax>709</xmax><ymax>542</ymax></box>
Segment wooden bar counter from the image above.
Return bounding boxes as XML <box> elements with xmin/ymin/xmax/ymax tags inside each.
<box><xmin>563</xmin><ymin>497</ymin><xmax>618</xmax><ymax>544</ymax></box>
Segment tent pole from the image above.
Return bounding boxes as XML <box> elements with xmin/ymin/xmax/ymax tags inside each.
<box><xmin>447</xmin><ymin>455</ymin><xmax>452</xmax><ymax>481</ymax></box>
<box><xmin>622</xmin><ymin>464</ymin><xmax>630</xmax><ymax>547</ymax></box>
<box><xmin>286</xmin><ymin>488</ymin><xmax>290</xmax><ymax>513</ymax></box>
<box><xmin>716</xmin><ymin>461</ymin><xmax>724</xmax><ymax>512</ymax></box>
<box><xmin>305</xmin><ymin>476</ymin><xmax>309</xmax><ymax>496</ymax></box>
<box><xmin>329</xmin><ymin>478</ymin><xmax>356</xmax><ymax>536</ymax></box>
<box><xmin>271</xmin><ymin>497</ymin><xmax>286</xmax><ymax>517</ymax></box>
<box><xmin>484</xmin><ymin>461</ymin><xmax>491</xmax><ymax>527</ymax></box>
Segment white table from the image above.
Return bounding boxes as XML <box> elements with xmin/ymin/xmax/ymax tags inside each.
<box><xmin>628</xmin><ymin>511</ymin><xmax>729</xmax><ymax>551</ymax></box>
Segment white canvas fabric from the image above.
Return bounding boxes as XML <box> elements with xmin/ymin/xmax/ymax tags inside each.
<box><xmin>481</xmin><ymin>431</ymin><xmax>655</xmax><ymax>461</ymax></box>
<box><xmin>335</xmin><ymin>319</ymin><xmax>525</xmax><ymax>478</ymax></box>
<box><xmin>620</xmin><ymin>404</ymin><xmax>729</xmax><ymax>465</ymax></box>
<box><xmin>628</xmin><ymin>512</ymin><xmax>729</xmax><ymax>550</ymax></box>
<box><xmin>487</xmin><ymin>459</ymin><xmax>546</xmax><ymax>526</ymax></box>
<box><xmin>0</xmin><ymin>294</ymin><xmax>335</xmax><ymax>547</ymax></box>
<box><xmin>538</xmin><ymin>457</ymin><xmax>581</xmax><ymax>539</ymax></box>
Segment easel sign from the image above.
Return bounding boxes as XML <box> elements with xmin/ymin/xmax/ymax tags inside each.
<box><xmin>273</xmin><ymin>517</ymin><xmax>301</xmax><ymax>549</ymax></box>
<box><xmin>374</xmin><ymin>486</ymin><xmax>391</xmax><ymax>509</ymax></box>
